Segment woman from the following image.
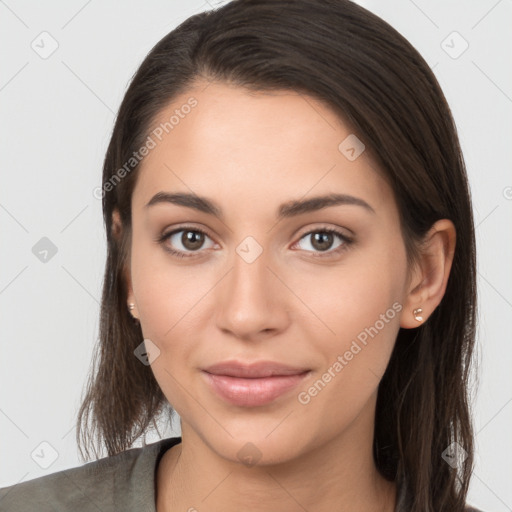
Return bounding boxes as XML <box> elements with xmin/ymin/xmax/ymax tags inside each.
<box><xmin>0</xmin><ymin>0</ymin><xmax>483</xmax><ymax>511</ymax></box>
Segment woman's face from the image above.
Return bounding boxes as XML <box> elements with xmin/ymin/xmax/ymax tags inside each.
<box><xmin>125</xmin><ymin>81</ymin><xmax>413</xmax><ymax>464</ymax></box>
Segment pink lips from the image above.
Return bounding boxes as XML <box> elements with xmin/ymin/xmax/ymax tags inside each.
<box><xmin>202</xmin><ymin>360</ymin><xmax>311</xmax><ymax>407</ymax></box>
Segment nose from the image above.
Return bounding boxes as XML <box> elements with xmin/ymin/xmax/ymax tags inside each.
<box><xmin>214</xmin><ymin>246</ymin><xmax>290</xmax><ymax>342</ymax></box>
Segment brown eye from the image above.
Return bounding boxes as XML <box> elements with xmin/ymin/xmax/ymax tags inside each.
<box><xmin>295</xmin><ymin>228</ymin><xmax>353</xmax><ymax>257</ymax></box>
<box><xmin>158</xmin><ymin>227</ymin><xmax>216</xmax><ymax>257</ymax></box>
<box><xmin>180</xmin><ymin>230</ymin><xmax>205</xmax><ymax>251</ymax></box>
<box><xmin>310</xmin><ymin>232</ymin><xmax>335</xmax><ymax>251</ymax></box>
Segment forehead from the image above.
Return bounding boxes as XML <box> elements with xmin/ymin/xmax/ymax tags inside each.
<box><xmin>132</xmin><ymin>81</ymin><xmax>396</xmax><ymax>219</ymax></box>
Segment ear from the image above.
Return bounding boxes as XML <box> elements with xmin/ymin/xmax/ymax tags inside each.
<box><xmin>400</xmin><ymin>219</ymin><xmax>456</xmax><ymax>328</ymax></box>
<box><xmin>112</xmin><ymin>208</ymin><xmax>138</xmax><ymax>320</ymax></box>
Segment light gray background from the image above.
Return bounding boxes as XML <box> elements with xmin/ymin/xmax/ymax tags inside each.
<box><xmin>0</xmin><ymin>1</ymin><xmax>510</xmax><ymax>510</ymax></box>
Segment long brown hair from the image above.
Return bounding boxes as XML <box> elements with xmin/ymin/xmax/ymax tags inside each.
<box><xmin>76</xmin><ymin>1</ymin><xmax>478</xmax><ymax>510</ymax></box>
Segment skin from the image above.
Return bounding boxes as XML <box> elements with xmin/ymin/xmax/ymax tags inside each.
<box><xmin>112</xmin><ymin>81</ymin><xmax>456</xmax><ymax>512</ymax></box>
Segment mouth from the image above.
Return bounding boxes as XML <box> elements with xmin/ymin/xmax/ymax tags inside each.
<box><xmin>201</xmin><ymin>360</ymin><xmax>311</xmax><ymax>407</ymax></box>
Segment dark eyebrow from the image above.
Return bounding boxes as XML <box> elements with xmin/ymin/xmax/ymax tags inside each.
<box><xmin>278</xmin><ymin>193</ymin><xmax>375</xmax><ymax>217</ymax></box>
<box><xmin>145</xmin><ymin>191</ymin><xmax>375</xmax><ymax>219</ymax></box>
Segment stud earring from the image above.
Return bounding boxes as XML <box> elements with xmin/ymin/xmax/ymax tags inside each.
<box><xmin>413</xmin><ymin>307</ymin><xmax>423</xmax><ymax>322</ymax></box>
<box><xmin>128</xmin><ymin>303</ymin><xmax>135</xmax><ymax>311</ymax></box>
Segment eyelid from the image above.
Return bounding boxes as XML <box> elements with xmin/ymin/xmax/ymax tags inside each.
<box><xmin>294</xmin><ymin>223</ymin><xmax>353</xmax><ymax>240</ymax></box>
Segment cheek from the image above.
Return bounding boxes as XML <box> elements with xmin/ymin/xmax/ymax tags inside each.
<box><xmin>135</xmin><ymin>266</ymin><xmax>205</xmax><ymax>340</ymax></box>
<box><xmin>291</xmin><ymin>239</ymin><xmax>406</xmax><ymax>403</ymax></box>
<box><xmin>129</xmin><ymin>236</ymin><xmax>229</xmax><ymax>412</ymax></box>
<box><xmin>295</xmin><ymin>238</ymin><xmax>405</xmax><ymax>341</ymax></box>
<box><xmin>130</xmin><ymin>244</ymin><xmax>211</xmax><ymax>411</ymax></box>
<box><xmin>297</xmin><ymin>269</ymin><xmax>402</xmax><ymax>435</ymax></box>
<box><xmin>130</xmin><ymin>225</ymin><xmax>210</xmax><ymax>341</ymax></box>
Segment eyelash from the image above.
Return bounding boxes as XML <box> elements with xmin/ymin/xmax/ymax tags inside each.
<box><xmin>156</xmin><ymin>225</ymin><xmax>353</xmax><ymax>260</ymax></box>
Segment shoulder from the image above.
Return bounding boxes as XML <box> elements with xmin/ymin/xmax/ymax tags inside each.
<box><xmin>0</xmin><ymin>437</ymin><xmax>181</xmax><ymax>512</ymax></box>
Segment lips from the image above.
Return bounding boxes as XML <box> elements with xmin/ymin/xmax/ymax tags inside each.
<box><xmin>201</xmin><ymin>360</ymin><xmax>311</xmax><ymax>407</ymax></box>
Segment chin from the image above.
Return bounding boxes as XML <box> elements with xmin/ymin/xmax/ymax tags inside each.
<box><xmin>192</xmin><ymin>420</ymin><xmax>314</xmax><ymax>468</ymax></box>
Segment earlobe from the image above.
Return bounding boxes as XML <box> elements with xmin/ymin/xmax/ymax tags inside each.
<box><xmin>400</xmin><ymin>219</ymin><xmax>456</xmax><ymax>329</ymax></box>
<box><xmin>126</xmin><ymin>282</ymin><xmax>140</xmax><ymax>321</ymax></box>
<box><xmin>412</xmin><ymin>308</ymin><xmax>424</xmax><ymax>322</ymax></box>
<box><xmin>128</xmin><ymin>301</ymin><xmax>139</xmax><ymax>321</ymax></box>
